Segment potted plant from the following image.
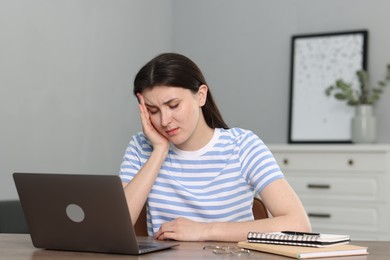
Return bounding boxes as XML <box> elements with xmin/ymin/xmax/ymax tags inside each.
<box><xmin>325</xmin><ymin>64</ymin><xmax>390</xmax><ymax>143</ymax></box>
<box><xmin>325</xmin><ymin>64</ymin><xmax>390</xmax><ymax>106</ymax></box>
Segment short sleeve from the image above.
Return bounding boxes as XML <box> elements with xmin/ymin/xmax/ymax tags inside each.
<box><xmin>119</xmin><ymin>132</ymin><xmax>152</xmax><ymax>183</ymax></box>
<box><xmin>237</xmin><ymin>130</ymin><xmax>284</xmax><ymax>194</ymax></box>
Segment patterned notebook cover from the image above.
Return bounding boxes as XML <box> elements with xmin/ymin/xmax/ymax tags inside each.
<box><xmin>247</xmin><ymin>232</ymin><xmax>351</xmax><ymax>247</ymax></box>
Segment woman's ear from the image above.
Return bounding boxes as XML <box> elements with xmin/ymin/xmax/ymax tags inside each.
<box><xmin>198</xmin><ymin>84</ymin><xmax>208</xmax><ymax>107</ymax></box>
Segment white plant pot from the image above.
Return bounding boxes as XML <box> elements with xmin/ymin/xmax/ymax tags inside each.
<box><xmin>351</xmin><ymin>105</ymin><xmax>376</xmax><ymax>143</ymax></box>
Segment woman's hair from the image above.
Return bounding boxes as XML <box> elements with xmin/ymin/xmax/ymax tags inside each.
<box><xmin>134</xmin><ymin>53</ymin><xmax>228</xmax><ymax>129</ymax></box>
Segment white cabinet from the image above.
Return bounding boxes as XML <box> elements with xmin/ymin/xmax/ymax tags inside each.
<box><xmin>268</xmin><ymin>144</ymin><xmax>390</xmax><ymax>241</ymax></box>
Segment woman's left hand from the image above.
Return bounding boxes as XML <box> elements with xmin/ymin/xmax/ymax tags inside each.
<box><xmin>154</xmin><ymin>217</ymin><xmax>210</xmax><ymax>241</ymax></box>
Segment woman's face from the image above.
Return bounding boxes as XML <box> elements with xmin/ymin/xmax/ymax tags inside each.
<box><xmin>142</xmin><ymin>85</ymin><xmax>208</xmax><ymax>150</ymax></box>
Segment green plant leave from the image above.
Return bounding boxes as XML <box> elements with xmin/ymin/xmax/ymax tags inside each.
<box><xmin>325</xmin><ymin>64</ymin><xmax>390</xmax><ymax>106</ymax></box>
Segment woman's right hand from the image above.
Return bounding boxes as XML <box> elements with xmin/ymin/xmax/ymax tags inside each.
<box><xmin>137</xmin><ymin>94</ymin><xmax>169</xmax><ymax>152</ymax></box>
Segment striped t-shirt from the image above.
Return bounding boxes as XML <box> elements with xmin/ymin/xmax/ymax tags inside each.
<box><xmin>120</xmin><ymin>127</ymin><xmax>284</xmax><ymax>235</ymax></box>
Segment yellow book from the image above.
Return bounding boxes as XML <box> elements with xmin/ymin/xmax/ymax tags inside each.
<box><xmin>237</xmin><ymin>241</ymin><xmax>368</xmax><ymax>259</ymax></box>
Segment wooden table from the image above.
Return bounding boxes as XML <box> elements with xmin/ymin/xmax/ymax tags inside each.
<box><xmin>1</xmin><ymin>234</ymin><xmax>389</xmax><ymax>259</ymax></box>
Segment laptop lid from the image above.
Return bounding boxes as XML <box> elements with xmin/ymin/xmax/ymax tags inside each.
<box><xmin>13</xmin><ymin>172</ymin><xmax>178</xmax><ymax>255</ymax></box>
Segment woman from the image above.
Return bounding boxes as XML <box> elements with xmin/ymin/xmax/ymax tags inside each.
<box><xmin>120</xmin><ymin>53</ymin><xmax>311</xmax><ymax>242</ymax></box>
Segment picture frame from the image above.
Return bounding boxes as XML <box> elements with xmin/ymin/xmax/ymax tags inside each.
<box><xmin>288</xmin><ymin>30</ymin><xmax>368</xmax><ymax>143</ymax></box>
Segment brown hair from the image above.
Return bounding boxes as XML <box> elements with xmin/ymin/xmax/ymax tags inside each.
<box><xmin>133</xmin><ymin>53</ymin><xmax>228</xmax><ymax>129</ymax></box>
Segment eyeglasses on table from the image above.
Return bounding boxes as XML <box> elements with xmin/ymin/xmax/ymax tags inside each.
<box><xmin>203</xmin><ymin>245</ymin><xmax>252</xmax><ymax>256</ymax></box>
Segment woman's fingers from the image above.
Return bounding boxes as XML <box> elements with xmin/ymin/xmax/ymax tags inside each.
<box><xmin>137</xmin><ymin>94</ymin><xmax>154</xmax><ymax>133</ymax></box>
<box><xmin>136</xmin><ymin>93</ymin><xmax>169</xmax><ymax>150</ymax></box>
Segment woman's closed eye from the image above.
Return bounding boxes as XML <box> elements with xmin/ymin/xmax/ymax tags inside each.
<box><xmin>146</xmin><ymin>101</ymin><xmax>180</xmax><ymax>115</ymax></box>
<box><xmin>169</xmin><ymin>103</ymin><xmax>179</xmax><ymax>109</ymax></box>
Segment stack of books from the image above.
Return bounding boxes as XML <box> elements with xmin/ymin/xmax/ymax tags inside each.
<box><xmin>238</xmin><ymin>231</ymin><xmax>368</xmax><ymax>259</ymax></box>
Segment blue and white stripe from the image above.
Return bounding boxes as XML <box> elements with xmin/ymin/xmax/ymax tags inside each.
<box><xmin>120</xmin><ymin>128</ymin><xmax>284</xmax><ymax>235</ymax></box>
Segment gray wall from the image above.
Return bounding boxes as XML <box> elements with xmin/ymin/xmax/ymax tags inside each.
<box><xmin>1</xmin><ymin>0</ymin><xmax>390</xmax><ymax>199</ymax></box>
<box><xmin>0</xmin><ymin>0</ymin><xmax>173</xmax><ymax>199</ymax></box>
<box><xmin>173</xmin><ymin>0</ymin><xmax>390</xmax><ymax>143</ymax></box>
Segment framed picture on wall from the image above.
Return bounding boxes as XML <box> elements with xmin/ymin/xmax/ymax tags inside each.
<box><xmin>288</xmin><ymin>30</ymin><xmax>368</xmax><ymax>143</ymax></box>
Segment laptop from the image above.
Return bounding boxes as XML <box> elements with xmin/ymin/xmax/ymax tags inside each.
<box><xmin>13</xmin><ymin>172</ymin><xmax>179</xmax><ymax>255</ymax></box>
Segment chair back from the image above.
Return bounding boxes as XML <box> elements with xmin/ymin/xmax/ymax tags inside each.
<box><xmin>0</xmin><ymin>200</ymin><xmax>29</xmax><ymax>233</ymax></box>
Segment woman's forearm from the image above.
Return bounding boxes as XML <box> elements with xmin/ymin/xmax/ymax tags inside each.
<box><xmin>123</xmin><ymin>147</ymin><xmax>167</xmax><ymax>223</ymax></box>
<box><xmin>207</xmin><ymin>212</ymin><xmax>311</xmax><ymax>242</ymax></box>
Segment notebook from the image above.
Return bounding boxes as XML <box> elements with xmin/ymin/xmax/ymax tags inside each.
<box><xmin>247</xmin><ymin>231</ymin><xmax>350</xmax><ymax>247</ymax></box>
<box><xmin>237</xmin><ymin>241</ymin><xmax>368</xmax><ymax>259</ymax></box>
<box><xmin>13</xmin><ymin>172</ymin><xmax>179</xmax><ymax>255</ymax></box>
